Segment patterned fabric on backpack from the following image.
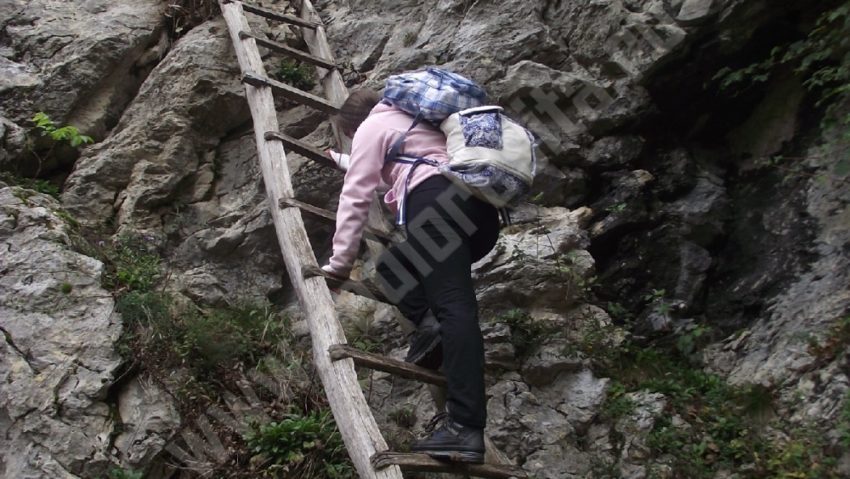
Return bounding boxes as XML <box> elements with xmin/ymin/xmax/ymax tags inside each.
<box><xmin>460</xmin><ymin>112</ymin><xmax>503</xmax><ymax>149</ymax></box>
<box><xmin>383</xmin><ymin>68</ymin><xmax>487</xmax><ymax>122</ymax></box>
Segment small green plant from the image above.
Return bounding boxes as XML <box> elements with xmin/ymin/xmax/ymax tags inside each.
<box><xmin>275</xmin><ymin>59</ymin><xmax>315</xmax><ymax>90</ymax></box>
<box><xmin>606</xmin><ymin>202</ymin><xmax>628</xmax><ymax>214</ymax></box>
<box><xmin>245</xmin><ymin>410</ymin><xmax>355</xmax><ymax>478</ymax></box>
<box><xmin>343</xmin><ymin>315</ymin><xmax>381</xmax><ymax>354</ymax></box>
<box><xmin>116</xmin><ymin>291</ymin><xmax>171</xmax><ymax>329</ymax></box>
<box><xmin>106</xmin><ymin>468</ymin><xmax>143</xmax><ymax>479</ymax></box>
<box><xmin>105</xmin><ymin>235</ymin><xmax>162</xmax><ymax>293</ymax></box>
<box><xmin>32</xmin><ymin>112</ymin><xmax>94</xmax><ymax>148</ymax></box>
<box><xmin>28</xmin><ymin>112</ymin><xmax>94</xmax><ymax>177</ymax></box>
<box><xmin>498</xmin><ymin>309</ymin><xmax>557</xmax><ymax>359</ymax></box>
<box><xmin>643</xmin><ymin>288</ymin><xmax>671</xmax><ymax>315</ymax></box>
<box><xmin>600</xmin><ymin>382</ymin><xmax>635</xmax><ymax>421</ymax></box>
<box><xmin>402</xmin><ymin>31</ymin><xmax>417</xmax><ymax>47</ymax></box>
<box><xmin>388</xmin><ymin>406</ymin><xmax>417</xmax><ymax>428</ymax></box>
<box><xmin>179</xmin><ymin>303</ymin><xmax>285</xmax><ymax>375</ymax></box>
<box><xmin>60</xmin><ymin>282</ymin><xmax>73</xmax><ymax>294</ymax></box>
<box><xmin>675</xmin><ymin>323</ymin><xmax>712</xmax><ymax>358</ymax></box>
<box><xmin>840</xmin><ymin>390</ymin><xmax>850</xmax><ymax>447</ymax></box>
<box><xmin>0</xmin><ymin>172</ymin><xmax>61</xmax><ymax>198</ymax></box>
<box><xmin>606</xmin><ymin>301</ymin><xmax>632</xmax><ymax>322</ymax></box>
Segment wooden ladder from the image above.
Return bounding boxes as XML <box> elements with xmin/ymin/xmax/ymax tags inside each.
<box><xmin>219</xmin><ymin>1</ymin><xmax>527</xmax><ymax>478</ymax></box>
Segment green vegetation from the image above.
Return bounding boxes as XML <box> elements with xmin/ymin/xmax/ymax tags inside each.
<box><xmin>275</xmin><ymin>59</ymin><xmax>315</xmax><ymax>91</ymax></box>
<box><xmin>105</xmin><ymin>468</ymin><xmax>143</xmax><ymax>479</ymax></box>
<box><xmin>104</xmin><ymin>235</ymin><xmax>162</xmax><ymax>293</ymax></box>
<box><xmin>343</xmin><ymin>314</ymin><xmax>381</xmax><ymax>354</ymax></box>
<box><xmin>642</xmin><ymin>288</ymin><xmax>670</xmax><ymax>316</ymax></box>
<box><xmin>713</xmin><ymin>1</ymin><xmax>850</xmax><ymax>176</ymax></box>
<box><xmin>245</xmin><ymin>410</ymin><xmax>355</xmax><ymax>479</ymax></box>
<box><xmin>497</xmin><ymin>308</ymin><xmax>558</xmax><ymax>359</ymax></box>
<box><xmin>0</xmin><ymin>172</ymin><xmax>61</xmax><ymax>198</ymax></box>
<box><xmin>29</xmin><ymin>112</ymin><xmax>94</xmax><ymax>178</ymax></box>
<box><xmin>32</xmin><ymin>112</ymin><xmax>93</xmax><ymax>148</ymax></box>
<box><xmin>585</xmin><ymin>332</ymin><xmax>844</xmax><ymax>478</ymax></box>
<box><xmin>388</xmin><ymin>406</ymin><xmax>417</xmax><ymax>428</ymax></box>
<box><xmin>402</xmin><ymin>31</ymin><xmax>417</xmax><ymax>47</ymax></box>
<box><xmin>599</xmin><ymin>381</ymin><xmax>635</xmax><ymax>421</ymax></box>
<box><xmin>95</xmin><ymin>234</ymin><xmax>291</xmax><ymax>382</ymax></box>
<box><xmin>807</xmin><ymin>315</ymin><xmax>850</xmax><ymax>364</ymax></box>
<box><xmin>1</xmin><ymin>112</ymin><xmax>93</xmax><ymax>198</ymax></box>
<box><xmin>841</xmin><ymin>390</ymin><xmax>850</xmax><ymax>447</ymax></box>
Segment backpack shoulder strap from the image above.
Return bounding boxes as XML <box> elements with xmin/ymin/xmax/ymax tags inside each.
<box><xmin>385</xmin><ymin>112</ymin><xmax>423</xmax><ymax>164</ymax></box>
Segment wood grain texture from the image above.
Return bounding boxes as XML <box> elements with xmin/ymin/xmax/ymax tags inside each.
<box><xmin>328</xmin><ymin>344</ymin><xmax>447</xmax><ymax>387</ymax></box>
<box><xmin>219</xmin><ymin>3</ymin><xmax>402</xmax><ymax>478</ymax></box>
<box><xmin>239</xmin><ymin>31</ymin><xmax>337</xmax><ymax>69</ymax></box>
<box><xmin>240</xmin><ymin>1</ymin><xmax>319</xmax><ymax>29</ymax></box>
<box><xmin>280</xmin><ymin>198</ymin><xmax>393</xmax><ymax>244</ymax></box>
<box><xmin>242</xmin><ymin>72</ymin><xmax>340</xmax><ymax>115</ymax></box>
<box><xmin>303</xmin><ymin>264</ymin><xmax>392</xmax><ymax>303</ymax></box>
<box><xmin>265</xmin><ymin>131</ymin><xmax>339</xmax><ymax>170</ymax></box>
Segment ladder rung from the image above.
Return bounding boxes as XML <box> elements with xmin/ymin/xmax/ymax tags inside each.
<box><xmin>328</xmin><ymin>344</ymin><xmax>447</xmax><ymax>387</ymax></box>
<box><xmin>371</xmin><ymin>452</ymin><xmax>528</xmax><ymax>479</ymax></box>
<box><xmin>279</xmin><ymin>198</ymin><xmax>394</xmax><ymax>244</ymax></box>
<box><xmin>302</xmin><ymin>264</ymin><xmax>391</xmax><ymax>303</ymax></box>
<box><xmin>239</xmin><ymin>31</ymin><xmax>337</xmax><ymax>70</ymax></box>
<box><xmin>240</xmin><ymin>2</ymin><xmax>320</xmax><ymax>29</ymax></box>
<box><xmin>242</xmin><ymin>72</ymin><xmax>340</xmax><ymax>115</ymax></box>
<box><xmin>264</xmin><ymin>131</ymin><xmax>339</xmax><ymax>170</ymax></box>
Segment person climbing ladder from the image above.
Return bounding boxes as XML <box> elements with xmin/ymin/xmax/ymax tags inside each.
<box><xmin>322</xmin><ymin>68</ymin><xmax>536</xmax><ymax>463</ymax></box>
<box><xmin>320</xmin><ymin>76</ymin><xmax>501</xmax><ymax>463</ymax></box>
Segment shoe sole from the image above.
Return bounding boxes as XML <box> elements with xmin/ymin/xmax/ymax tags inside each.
<box><xmin>414</xmin><ymin>449</ymin><xmax>485</xmax><ymax>464</ymax></box>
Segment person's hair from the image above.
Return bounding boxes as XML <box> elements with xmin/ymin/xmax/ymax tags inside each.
<box><xmin>335</xmin><ymin>89</ymin><xmax>381</xmax><ymax>137</ymax></box>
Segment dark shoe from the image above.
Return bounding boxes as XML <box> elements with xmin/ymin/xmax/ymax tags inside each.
<box><xmin>411</xmin><ymin>413</ymin><xmax>485</xmax><ymax>464</ymax></box>
<box><xmin>404</xmin><ymin>311</ymin><xmax>442</xmax><ymax>368</ymax></box>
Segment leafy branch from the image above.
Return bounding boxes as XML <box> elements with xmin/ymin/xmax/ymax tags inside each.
<box><xmin>28</xmin><ymin>112</ymin><xmax>93</xmax><ymax>177</ymax></box>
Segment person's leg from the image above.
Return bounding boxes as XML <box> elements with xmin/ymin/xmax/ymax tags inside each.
<box><xmin>375</xmin><ymin>244</ymin><xmax>428</xmax><ymax>324</ymax></box>
<box><xmin>415</xmin><ymin>220</ymin><xmax>485</xmax><ymax>428</ymax></box>
<box><xmin>403</xmin><ymin>179</ymin><xmax>490</xmax><ymax>463</ymax></box>
<box><xmin>375</xmin><ymin>234</ymin><xmax>443</xmax><ymax>367</ymax></box>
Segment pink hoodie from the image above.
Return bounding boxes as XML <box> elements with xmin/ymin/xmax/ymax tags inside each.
<box><xmin>326</xmin><ymin>102</ymin><xmax>449</xmax><ymax>277</ymax></box>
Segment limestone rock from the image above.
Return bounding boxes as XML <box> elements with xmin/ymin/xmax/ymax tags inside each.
<box><xmin>0</xmin><ymin>116</ymin><xmax>27</xmax><ymax>171</ymax></box>
<box><xmin>616</xmin><ymin>392</ymin><xmax>668</xmax><ymax>468</ymax></box>
<box><xmin>113</xmin><ymin>376</ymin><xmax>181</xmax><ymax>468</ymax></box>
<box><xmin>0</xmin><ymin>0</ymin><xmax>168</xmax><ymax>150</ymax></box>
<box><xmin>63</xmin><ymin>18</ymin><xmax>248</xmax><ymax>231</ymax></box>
<box><xmin>473</xmin><ymin>206</ymin><xmax>592</xmax><ymax>313</ymax></box>
<box><xmin>0</xmin><ymin>187</ymin><xmax>119</xmax><ymax>478</ymax></box>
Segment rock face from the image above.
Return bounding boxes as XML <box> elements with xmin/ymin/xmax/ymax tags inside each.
<box><xmin>0</xmin><ymin>187</ymin><xmax>178</xmax><ymax>478</ymax></box>
<box><xmin>1</xmin><ymin>0</ymin><xmax>849</xmax><ymax>476</ymax></box>
<box><xmin>0</xmin><ymin>0</ymin><xmax>168</xmax><ymax>174</ymax></box>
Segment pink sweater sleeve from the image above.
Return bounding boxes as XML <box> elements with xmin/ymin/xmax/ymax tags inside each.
<box><xmin>326</xmin><ymin>120</ymin><xmax>393</xmax><ymax>277</ymax></box>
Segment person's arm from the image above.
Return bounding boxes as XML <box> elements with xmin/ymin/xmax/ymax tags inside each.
<box><xmin>323</xmin><ymin>122</ymin><xmax>389</xmax><ymax>278</ymax></box>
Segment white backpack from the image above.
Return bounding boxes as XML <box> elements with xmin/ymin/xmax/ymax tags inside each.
<box><xmin>438</xmin><ymin>106</ymin><xmax>536</xmax><ymax>208</ymax></box>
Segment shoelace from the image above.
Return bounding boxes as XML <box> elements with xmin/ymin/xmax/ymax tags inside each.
<box><xmin>424</xmin><ymin>411</ymin><xmax>449</xmax><ymax>433</ymax></box>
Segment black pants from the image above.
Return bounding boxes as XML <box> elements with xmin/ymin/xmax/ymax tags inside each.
<box><xmin>376</xmin><ymin>175</ymin><xmax>499</xmax><ymax>429</ymax></box>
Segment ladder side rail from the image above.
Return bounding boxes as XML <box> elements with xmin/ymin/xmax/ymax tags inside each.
<box><xmin>296</xmin><ymin>0</ymin><xmax>405</xmax><ymax>259</ymax></box>
<box><xmin>219</xmin><ymin>3</ymin><xmax>403</xmax><ymax>479</ymax></box>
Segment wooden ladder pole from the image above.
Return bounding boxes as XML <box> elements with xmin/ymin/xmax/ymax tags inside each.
<box><xmin>219</xmin><ymin>3</ymin><xmax>403</xmax><ymax>479</ymax></box>
<box><xmin>296</xmin><ymin>0</ymin><xmax>403</xmax><ymax>254</ymax></box>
